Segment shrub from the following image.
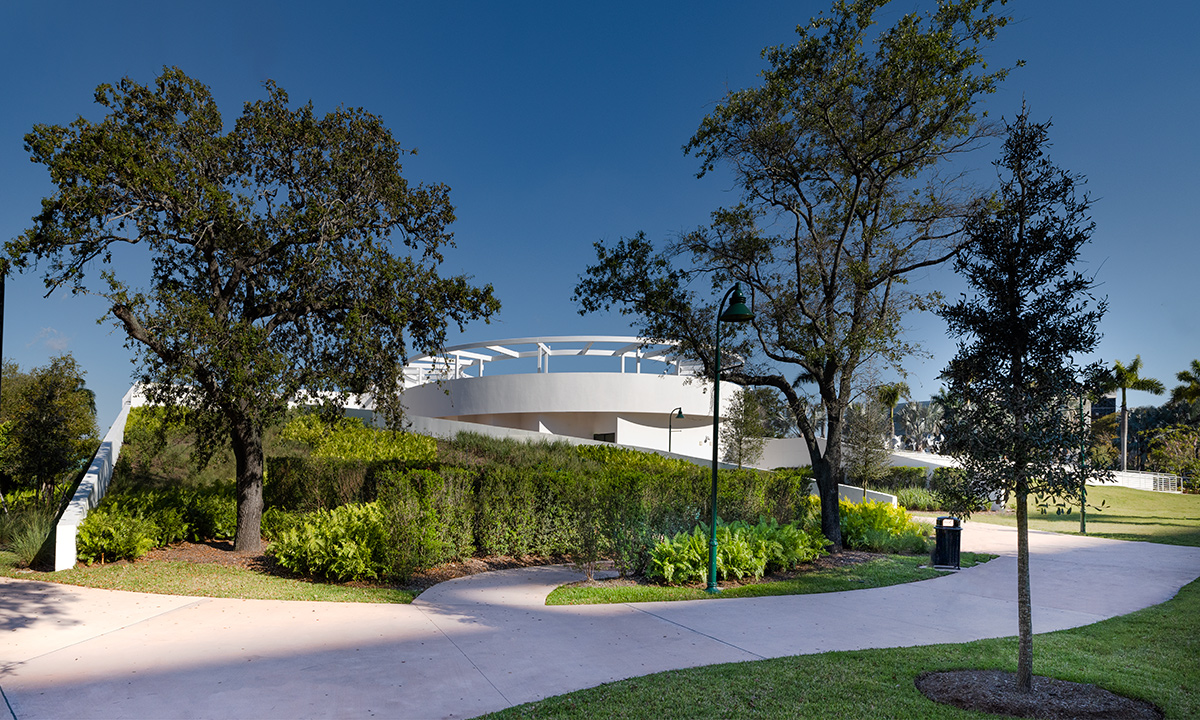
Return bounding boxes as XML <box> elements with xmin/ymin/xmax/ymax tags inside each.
<box><xmin>4</xmin><ymin>505</ymin><xmax>57</xmax><ymax>567</ymax></box>
<box><xmin>897</xmin><ymin>486</ymin><xmax>940</xmax><ymax>512</ymax></box>
<box><xmin>646</xmin><ymin>518</ymin><xmax>828</xmax><ymax>585</ymax></box>
<box><xmin>874</xmin><ymin>466</ymin><xmax>928</xmax><ymax>492</ymax></box>
<box><xmin>473</xmin><ymin>466</ymin><xmax>578</xmax><ymax>557</ymax></box>
<box><xmin>279</xmin><ymin>414</ymin><xmax>436</xmax><ymax>464</ymax></box>
<box><xmin>265</xmin><ymin>456</ymin><xmax>373</xmax><ymax>511</ymax></box>
<box><xmin>839</xmin><ymin>500</ymin><xmax>931</xmax><ymax>554</ymax></box>
<box><xmin>267</xmin><ymin>502</ymin><xmax>393</xmax><ymax>582</ymax></box>
<box><xmin>261</xmin><ymin>506</ymin><xmax>306</xmax><ymax>542</ymax></box>
<box><xmin>576</xmin><ymin>444</ymin><xmax>696</xmax><ymax>474</ymax></box>
<box><xmin>567</xmin><ymin>472</ymin><xmax>608</xmax><ymax>580</ymax></box>
<box><xmin>377</xmin><ymin>467</ymin><xmax>475</xmax><ymax>579</ymax></box>
<box><xmin>76</xmin><ymin>507</ymin><xmax>160</xmax><ymax>564</ymax></box>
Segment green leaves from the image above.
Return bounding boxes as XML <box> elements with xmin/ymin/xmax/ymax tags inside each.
<box><xmin>646</xmin><ymin>518</ymin><xmax>830</xmax><ymax>586</ymax></box>
<box><xmin>267</xmin><ymin>502</ymin><xmax>394</xmax><ymax>582</ymax></box>
<box><xmin>2</xmin><ymin>355</ymin><xmax>98</xmax><ymax>506</ymax></box>
<box><xmin>9</xmin><ymin>66</ymin><xmax>499</xmax><ymax>550</ymax></box>
<box><xmin>939</xmin><ymin>109</ymin><xmax>1108</xmax><ymax>510</ymax></box>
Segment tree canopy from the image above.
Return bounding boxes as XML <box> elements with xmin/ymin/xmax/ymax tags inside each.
<box><xmin>1100</xmin><ymin>356</ymin><xmax>1165</xmax><ymax>471</ymax></box>
<box><xmin>575</xmin><ymin>0</ymin><xmax>1014</xmax><ymax>548</ymax></box>
<box><xmin>0</xmin><ymin>355</ymin><xmax>98</xmax><ymax>508</ymax></box>
<box><xmin>938</xmin><ymin>110</ymin><xmax>1108</xmax><ymax>691</ymax></box>
<box><xmin>9</xmin><ymin>68</ymin><xmax>499</xmax><ymax>551</ymax></box>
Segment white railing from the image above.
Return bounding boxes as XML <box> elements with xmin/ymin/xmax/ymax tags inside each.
<box><xmin>1097</xmin><ymin>470</ymin><xmax>1181</xmax><ymax>493</ymax></box>
<box><xmin>53</xmin><ymin>387</ymin><xmax>136</xmax><ymax>571</ymax></box>
<box><xmin>402</xmin><ymin>336</ymin><xmax>703</xmax><ymax>388</ymax></box>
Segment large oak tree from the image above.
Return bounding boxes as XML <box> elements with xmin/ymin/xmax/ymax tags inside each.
<box><xmin>575</xmin><ymin>0</ymin><xmax>1013</xmax><ymax>548</ymax></box>
<box><xmin>9</xmin><ymin>68</ymin><xmax>499</xmax><ymax>552</ymax></box>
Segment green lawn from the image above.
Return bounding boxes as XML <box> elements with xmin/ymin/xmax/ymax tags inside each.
<box><xmin>0</xmin><ymin>550</ymin><xmax>414</xmax><ymax>603</ymax></box>
<box><xmin>487</xmin><ymin>485</ymin><xmax>1200</xmax><ymax>719</ymax></box>
<box><xmin>547</xmin><ymin>553</ymin><xmax>994</xmax><ymax>605</ymax></box>
<box><xmin>961</xmin><ymin>485</ymin><xmax>1200</xmax><ymax>547</ymax></box>
<box><xmin>488</xmin><ymin>576</ymin><xmax>1200</xmax><ymax>719</ymax></box>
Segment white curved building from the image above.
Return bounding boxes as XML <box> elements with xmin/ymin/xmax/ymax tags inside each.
<box><xmin>400</xmin><ymin>336</ymin><xmax>734</xmax><ymax>458</ymax></box>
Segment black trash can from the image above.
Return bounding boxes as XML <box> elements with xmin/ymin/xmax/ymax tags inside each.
<box><xmin>931</xmin><ymin>516</ymin><xmax>961</xmax><ymax>569</ymax></box>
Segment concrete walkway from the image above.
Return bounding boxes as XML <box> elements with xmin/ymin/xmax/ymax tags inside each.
<box><xmin>3</xmin><ymin>522</ymin><xmax>1199</xmax><ymax>720</ymax></box>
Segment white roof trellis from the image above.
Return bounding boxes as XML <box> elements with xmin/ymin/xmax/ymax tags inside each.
<box><xmin>402</xmin><ymin>335</ymin><xmax>703</xmax><ymax>388</ymax></box>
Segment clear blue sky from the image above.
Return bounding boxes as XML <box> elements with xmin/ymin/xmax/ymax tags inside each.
<box><xmin>2</xmin><ymin>1</ymin><xmax>1197</xmax><ymax>429</ymax></box>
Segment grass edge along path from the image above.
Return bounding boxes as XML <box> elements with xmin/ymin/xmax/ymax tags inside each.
<box><xmin>487</xmin><ymin>576</ymin><xmax>1200</xmax><ymax>720</ymax></box>
<box><xmin>926</xmin><ymin>485</ymin><xmax>1200</xmax><ymax>548</ymax></box>
<box><xmin>0</xmin><ymin>551</ymin><xmax>995</xmax><ymax>607</ymax></box>
<box><xmin>0</xmin><ymin>551</ymin><xmax>415</xmax><ymax>604</ymax></box>
<box><xmin>546</xmin><ymin>553</ymin><xmax>995</xmax><ymax>605</ymax></box>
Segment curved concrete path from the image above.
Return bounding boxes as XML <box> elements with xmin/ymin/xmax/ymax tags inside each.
<box><xmin>3</xmin><ymin>522</ymin><xmax>1199</xmax><ymax>719</ymax></box>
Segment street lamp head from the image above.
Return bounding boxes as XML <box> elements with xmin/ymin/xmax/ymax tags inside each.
<box><xmin>675</xmin><ymin>407</ymin><xmax>684</xmax><ymax>419</ymax></box>
<box><xmin>719</xmin><ymin>283</ymin><xmax>754</xmax><ymax>323</ymax></box>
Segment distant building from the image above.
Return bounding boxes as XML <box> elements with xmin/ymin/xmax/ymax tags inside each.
<box><xmin>397</xmin><ymin>336</ymin><xmax>739</xmax><ymax>460</ymax></box>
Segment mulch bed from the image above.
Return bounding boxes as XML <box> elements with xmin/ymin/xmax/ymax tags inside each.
<box><xmin>139</xmin><ymin>542</ymin><xmax>885</xmax><ymax>592</ymax></box>
<box><xmin>916</xmin><ymin>670</ymin><xmax>1163</xmax><ymax>719</ymax></box>
<box><xmin>139</xmin><ymin>540</ymin><xmax>575</xmax><ymax>591</ymax></box>
<box><xmin>562</xmin><ymin>549</ymin><xmax>883</xmax><ymax>590</ymax></box>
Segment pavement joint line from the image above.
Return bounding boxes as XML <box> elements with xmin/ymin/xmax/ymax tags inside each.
<box><xmin>6</xmin><ymin>596</ymin><xmax>210</xmax><ymax>671</ymax></box>
<box><xmin>0</xmin><ymin>682</ymin><xmax>16</xmax><ymax>720</ymax></box>
<box><xmin>623</xmin><ymin>604</ymin><xmax>767</xmax><ymax>660</ymax></box>
<box><xmin>412</xmin><ymin>601</ymin><xmax>512</xmax><ymax>707</ymax></box>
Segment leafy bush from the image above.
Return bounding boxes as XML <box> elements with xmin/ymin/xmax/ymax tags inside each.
<box><xmin>279</xmin><ymin>414</ymin><xmax>436</xmax><ymax>464</ymax></box>
<box><xmin>839</xmin><ymin>500</ymin><xmax>931</xmax><ymax>554</ymax></box>
<box><xmin>267</xmin><ymin>502</ymin><xmax>393</xmax><ymax>581</ymax></box>
<box><xmin>646</xmin><ymin>518</ymin><xmax>828</xmax><ymax>585</ymax></box>
<box><xmin>267</xmin><ymin>417</ymin><xmax>437</xmax><ymax>511</ymax></box>
<box><xmin>261</xmin><ymin>506</ymin><xmax>306</xmax><ymax>542</ymax></box>
<box><xmin>871</xmin><ymin>466</ymin><xmax>928</xmax><ymax>492</ymax></box>
<box><xmin>377</xmin><ymin>467</ymin><xmax>475</xmax><ymax>579</ymax></box>
<box><xmin>76</xmin><ymin>507</ymin><xmax>160</xmax><ymax>564</ymax></box>
<box><xmin>576</xmin><ymin>444</ymin><xmax>696</xmax><ymax>474</ymax></box>
<box><xmin>897</xmin><ymin>486</ymin><xmax>940</xmax><ymax>511</ymax></box>
<box><xmin>99</xmin><ymin>483</ymin><xmax>235</xmax><ymax>543</ymax></box>
<box><xmin>266</xmin><ymin>456</ymin><xmax>373</xmax><ymax>511</ymax></box>
<box><xmin>474</xmin><ymin>466</ymin><xmax>579</xmax><ymax>557</ymax></box>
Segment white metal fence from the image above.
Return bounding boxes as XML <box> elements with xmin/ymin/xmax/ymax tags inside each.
<box><xmin>1095</xmin><ymin>470</ymin><xmax>1182</xmax><ymax>493</ymax></box>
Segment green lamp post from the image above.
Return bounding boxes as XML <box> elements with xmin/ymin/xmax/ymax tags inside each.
<box><xmin>668</xmin><ymin>407</ymin><xmax>684</xmax><ymax>453</ymax></box>
<box><xmin>707</xmin><ymin>283</ymin><xmax>755</xmax><ymax>593</ymax></box>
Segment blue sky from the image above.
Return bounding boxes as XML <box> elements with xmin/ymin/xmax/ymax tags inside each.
<box><xmin>2</xmin><ymin>1</ymin><xmax>1197</xmax><ymax>429</ymax></box>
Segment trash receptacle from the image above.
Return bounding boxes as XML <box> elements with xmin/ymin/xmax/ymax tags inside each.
<box><xmin>932</xmin><ymin>516</ymin><xmax>961</xmax><ymax>569</ymax></box>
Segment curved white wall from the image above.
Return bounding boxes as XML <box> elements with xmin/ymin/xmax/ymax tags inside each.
<box><xmin>401</xmin><ymin>372</ymin><xmax>737</xmax><ymax>459</ymax></box>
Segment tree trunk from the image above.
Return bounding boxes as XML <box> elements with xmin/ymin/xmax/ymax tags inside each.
<box><xmin>231</xmin><ymin>420</ymin><xmax>264</xmax><ymax>553</ymax></box>
<box><xmin>1120</xmin><ymin>402</ymin><xmax>1128</xmax><ymax>472</ymax></box>
<box><xmin>813</xmin><ymin>456</ymin><xmax>843</xmax><ymax>552</ymax></box>
<box><xmin>1015</xmin><ymin>481</ymin><xmax>1033</xmax><ymax>692</ymax></box>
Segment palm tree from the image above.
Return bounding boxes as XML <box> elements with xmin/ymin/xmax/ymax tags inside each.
<box><xmin>1171</xmin><ymin>359</ymin><xmax>1200</xmax><ymax>421</ymax></box>
<box><xmin>1104</xmin><ymin>356</ymin><xmax>1165</xmax><ymax>471</ymax></box>
<box><xmin>875</xmin><ymin>382</ymin><xmax>910</xmax><ymax>446</ymax></box>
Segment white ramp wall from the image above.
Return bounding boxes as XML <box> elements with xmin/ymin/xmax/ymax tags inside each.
<box><xmin>54</xmin><ymin>387</ymin><xmax>136</xmax><ymax>571</ymax></box>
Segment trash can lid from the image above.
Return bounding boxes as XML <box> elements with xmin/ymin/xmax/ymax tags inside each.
<box><xmin>936</xmin><ymin>516</ymin><xmax>961</xmax><ymax>528</ymax></box>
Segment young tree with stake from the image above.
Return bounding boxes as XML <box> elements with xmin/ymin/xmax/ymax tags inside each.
<box><xmin>938</xmin><ymin>110</ymin><xmax>1110</xmax><ymax>691</ymax></box>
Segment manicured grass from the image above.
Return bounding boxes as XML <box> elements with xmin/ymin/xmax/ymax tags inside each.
<box><xmin>546</xmin><ymin>553</ymin><xmax>995</xmax><ymax>606</ymax></box>
<box><xmin>488</xmin><ymin>577</ymin><xmax>1200</xmax><ymax>720</ymax></box>
<box><xmin>0</xmin><ymin>550</ymin><xmax>414</xmax><ymax>603</ymax></box>
<box><xmin>962</xmin><ymin>485</ymin><xmax>1200</xmax><ymax>547</ymax></box>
